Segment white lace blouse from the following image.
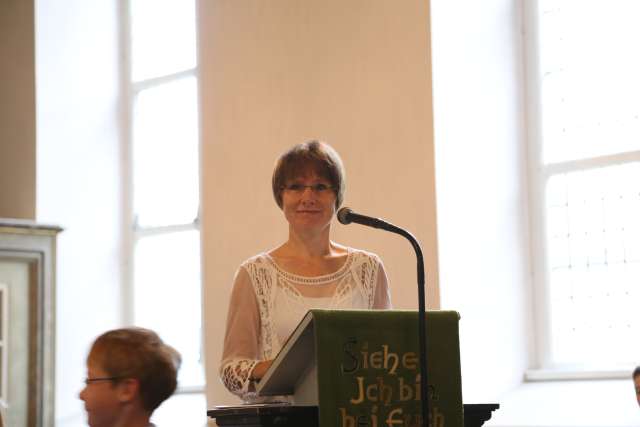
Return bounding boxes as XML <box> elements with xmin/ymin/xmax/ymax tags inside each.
<box><xmin>219</xmin><ymin>248</ymin><xmax>392</xmax><ymax>399</ymax></box>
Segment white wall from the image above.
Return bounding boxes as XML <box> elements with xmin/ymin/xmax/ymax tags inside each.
<box><xmin>35</xmin><ymin>1</ymin><xmax>123</xmax><ymax>425</ymax></box>
<box><xmin>199</xmin><ymin>0</ymin><xmax>439</xmax><ymax>407</ymax></box>
<box><xmin>431</xmin><ymin>0</ymin><xmax>532</xmax><ymax>403</ymax></box>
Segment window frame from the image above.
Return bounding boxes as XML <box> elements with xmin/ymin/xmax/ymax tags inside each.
<box><xmin>524</xmin><ymin>0</ymin><xmax>640</xmax><ymax>379</ymax></box>
<box><xmin>120</xmin><ymin>0</ymin><xmax>204</xmax><ymax>394</ymax></box>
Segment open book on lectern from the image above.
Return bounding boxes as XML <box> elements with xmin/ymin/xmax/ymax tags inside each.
<box><xmin>256</xmin><ymin>309</ymin><xmax>465</xmax><ymax>427</ymax></box>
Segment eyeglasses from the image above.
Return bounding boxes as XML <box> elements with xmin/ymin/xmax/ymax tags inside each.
<box><xmin>282</xmin><ymin>183</ymin><xmax>333</xmax><ymax>194</ymax></box>
<box><xmin>84</xmin><ymin>376</ymin><xmax>121</xmax><ymax>385</ymax></box>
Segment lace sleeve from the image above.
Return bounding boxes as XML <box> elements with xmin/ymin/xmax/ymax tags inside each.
<box><xmin>373</xmin><ymin>257</ymin><xmax>392</xmax><ymax>309</ymax></box>
<box><xmin>219</xmin><ymin>266</ymin><xmax>262</xmax><ymax>398</ymax></box>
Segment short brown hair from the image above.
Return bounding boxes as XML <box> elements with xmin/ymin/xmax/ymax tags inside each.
<box><xmin>634</xmin><ymin>366</ymin><xmax>640</xmax><ymax>379</ymax></box>
<box><xmin>88</xmin><ymin>327</ymin><xmax>181</xmax><ymax>413</ymax></box>
<box><xmin>272</xmin><ymin>140</ymin><xmax>346</xmax><ymax>209</ymax></box>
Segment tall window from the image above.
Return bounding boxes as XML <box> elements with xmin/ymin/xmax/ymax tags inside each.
<box><xmin>125</xmin><ymin>0</ymin><xmax>204</xmax><ymax>405</ymax></box>
<box><xmin>529</xmin><ymin>0</ymin><xmax>640</xmax><ymax>373</ymax></box>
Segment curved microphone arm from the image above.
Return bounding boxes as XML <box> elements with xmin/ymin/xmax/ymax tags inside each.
<box><xmin>382</xmin><ymin>224</ymin><xmax>429</xmax><ymax>427</ymax></box>
<box><xmin>337</xmin><ymin>208</ymin><xmax>429</xmax><ymax>427</ymax></box>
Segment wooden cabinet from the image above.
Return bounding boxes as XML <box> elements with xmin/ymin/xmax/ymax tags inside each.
<box><xmin>0</xmin><ymin>220</ymin><xmax>61</xmax><ymax>427</ymax></box>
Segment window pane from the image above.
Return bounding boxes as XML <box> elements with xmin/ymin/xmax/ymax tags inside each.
<box><xmin>130</xmin><ymin>0</ymin><xmax>197</xmax><ymax>81</ymax></box>
<box><xmin>133</xmin><ymin>231</ymin><xmax>203</xmax><ymax>387</ymax></box>
<box><xmin>133</xmin><ymin>77</ymin><xmax>199</xmax><ymax>228</ymax></box>
<box><xmin>538</xmin><ymin>1</ymin><xmax>640</xmax><ymax>164</ymax></box>
<box><xmin>545</xmin><ymin>163</ymin><xmax>640</xmax><ymax>366</ymax></box>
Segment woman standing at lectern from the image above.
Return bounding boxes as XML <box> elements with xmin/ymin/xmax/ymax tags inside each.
<box><xmin>219</xmin><ymin>140</ymin><xmax>392</xmax><ymax>400</ymax></box>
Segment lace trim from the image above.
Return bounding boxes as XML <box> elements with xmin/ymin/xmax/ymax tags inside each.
<box><xmin>220</xmin><ymin>358</ymin><xmax>258</xmax><ymax>397</ymax></box>
<box><xmin>263</xmin><ymin>249</ymin><xmax>354</xmax><ymax>285</ymax></box>
<box><xmin>357</xmin><ymin>254</ymin><xmax>379</xmax><ymax>307</ymax></box>
<box><xmin>245</xmin><ymin>261</ymin><xmax>277</xmax><ymax>359</ymax></box>
<box><xmin>279</xmin><ymin>275</ymin><xmax>352</xmax><ymax>309</ymax></box>
<box><xmin>334</xmin><ymin>275</ymin><xmax>354</xmax><ymax>306</ymax></box>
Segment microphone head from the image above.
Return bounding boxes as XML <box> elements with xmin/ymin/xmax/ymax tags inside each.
<box><xmin>337</xmin><ymin>207</ymin><xmax>353</xmax><ymax>224</ymax></box>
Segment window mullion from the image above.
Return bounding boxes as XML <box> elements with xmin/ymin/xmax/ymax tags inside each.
<box><xmin>524</xmin><ymin>0</ymin><xmax>552</xmax><ymax>371</ymax></box>
<box><xmin>132</xmin><ymin>68</ymin><xmax>197</xmax><ymax>94</ymax></box>
<box><xmin>121</xmin><ymin>0</ymin><xmax>135</xmax><ymax>327</ymax></box>
<box><xmin>133</xmin><ymin>222</ymin><xmax>199</xmax><ymax>239</ymax></box>
<box><xmin>543</xmin><ymin>150</ymin><xmax>640</xmax><ymax>178</ymax></box>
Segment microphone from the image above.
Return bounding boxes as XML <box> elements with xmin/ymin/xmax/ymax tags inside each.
<box><xmin>336</xmin><ymin>207</ymin><xmax>399</xmax><ymax>232</ymax></box>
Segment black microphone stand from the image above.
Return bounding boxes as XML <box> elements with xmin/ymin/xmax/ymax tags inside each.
<box><xmin>383</xmin><ymin>225</ymin><xmax>429</xmax><ymax>427</ymax></box>
<box><xmin>339</xmin><ymin>210</ymin><xmax>429</xmax><ymax>427</ymax></box>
